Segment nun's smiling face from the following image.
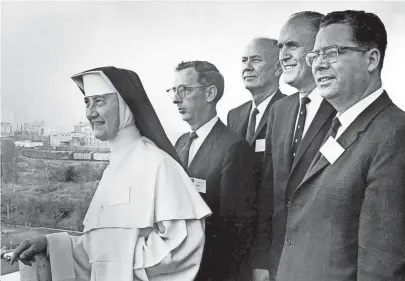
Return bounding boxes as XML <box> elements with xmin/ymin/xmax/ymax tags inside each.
<box><xmin>85</xmin><ymin>93</ymin><xmax>119</xmax><ymax>141</ymax></box>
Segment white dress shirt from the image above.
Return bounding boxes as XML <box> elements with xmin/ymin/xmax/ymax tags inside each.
<box><xmin>336</xmin><ymin>87</ymin><xmax>384</xmax><ymax>139</ymax></box>
<box><xmin>251</xmin><ymin>91</ymin><xmax>277</xmax><ymax>131</ymax></box>
<box><xmin>188</xmin><ymin>116</ymin><xmax>219</xmax><ymax>165</ymax></box>
<box><xmin>292</xmin><ymin>88</ymin><xmax>324</xmax><ymax>140</ymax></box>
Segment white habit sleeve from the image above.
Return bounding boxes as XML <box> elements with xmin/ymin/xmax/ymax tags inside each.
<box><xmin>134</xmin><ymin>219</ymin><xmax>206</xmax><ymax>281</ymax></box>
<box><xmin>46</xmin><ymin>232</ymin><xmax>91</xmax><ymax>281</ymax></box>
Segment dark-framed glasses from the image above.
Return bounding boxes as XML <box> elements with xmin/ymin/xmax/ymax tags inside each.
<box><xmin>166</xmin><ymin>85</ymin><xmax>210</xmax><ymax>99</ymax></box>
<box><xmin>304</xmin><ymin>45</ymin><xmax>370</xmax><ymax>67</ymax></box>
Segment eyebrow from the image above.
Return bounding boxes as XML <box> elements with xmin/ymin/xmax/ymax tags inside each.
<box><xmin>84</xmin><ymin>93</ymin><xmax>116</xmax><ymax>101</ymax></box>
<box><xmin>242</xmin><ymin>55</ymin><xmax>263</xmax><ymax>59</ymax></box>
<box><xmin>278</xmin><ymin>40</ymin><xmax>299</xmax><ymax>48</ymax></box>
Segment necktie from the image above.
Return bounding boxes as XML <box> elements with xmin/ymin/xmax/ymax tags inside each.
<box><xmin>327</xmin><ymin>116</ymin><xmax>342</xmax><ymax>139</ymax></box>
<box><xmin>178</xmin><ymin>131</ymin><xmax>198</xmax><ymax>168</ymax></box>
<box><xmin>292</xmin><ymin>97</ymin><xmax>311</xmax><ymax>159</ymax></box>
<box><xmin>246</xmin><ymin>107</ymin><xmax>259</xmax><ymax>143</ymax></box>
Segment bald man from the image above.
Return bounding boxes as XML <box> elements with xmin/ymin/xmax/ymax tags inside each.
<box><xmin>228</xmin><ymin>38</ymin><xmax>285</xmax><ymax>151</ymax></box>
<box><xmin>227</xmin><ymin>38</ymin><xmax>285</xmax><ymax>279</ymax></box>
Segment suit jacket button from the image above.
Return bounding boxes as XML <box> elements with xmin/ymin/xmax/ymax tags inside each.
<box><xmin>286</xmin><ymin>200</ymin><xmax>291</xmax><ymax>208</ymax></box>
<box><xmin>285</xmin><ymin>238</ymin><xmax>291</xmax><ymax>246</ymax></box>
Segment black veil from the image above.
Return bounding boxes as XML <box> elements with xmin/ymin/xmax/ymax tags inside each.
<box><xmin>71</xmin><ymin>66</ymin><xmax>182</xmax><ymax>166</ymax></box>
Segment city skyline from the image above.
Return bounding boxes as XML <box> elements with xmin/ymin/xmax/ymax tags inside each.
<box><xmin>2</xmin><ymin>1</ymin><xmax>405</xmax><ymax>135</ymax></box>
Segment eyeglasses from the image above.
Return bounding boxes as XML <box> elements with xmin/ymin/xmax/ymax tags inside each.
<box><xmin>166</xmin><ymin>85</ymin><xmax>210</xmax><ymax>99</ymax></box>
<box><xmin>304</xmin><ymin>45</ymin><xmax>370</xmax><ymax>67</ymax></box>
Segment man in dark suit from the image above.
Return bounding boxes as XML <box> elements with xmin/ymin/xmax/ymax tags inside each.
<box><xmin>168</xmin><ymin>60</ymin><xmax>257</xmax><ymax>281</ymax></box>
<box><xmin>251</xmin><ymin>12</ymin><xmax>337</xmax><ymax>281</ymax></box>
<box><xmin>228</xmin><ymin>38</ymin><xmax>284</xmax><ymax>150</ymax></box>
<box><xmin>228</xmin><ymin>38</ymin><xmax>285</xmax><ymax>198</ymax></box>
<box><xmin>276</xmin><ymin>10</ymin><xmax>405</xmax><ymax>281</ymax></box>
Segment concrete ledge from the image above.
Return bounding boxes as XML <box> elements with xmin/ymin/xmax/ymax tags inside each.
<box><xmin>19</xmin><ymin>254</ymin><xmax>52</xmax><ymax>281</ymax></box>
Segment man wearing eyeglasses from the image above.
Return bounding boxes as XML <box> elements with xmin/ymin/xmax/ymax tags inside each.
<box><xmin>251</xmin><ymin>11</ymin><xmax>337</xmax><ymax>281</ymax></box>
<box><xmin>276</xmin><ymin>10</ymin><xmax>405</xmax><ymax>281</ymax></box>
<box><xmin>169</xmin><ymin>60</ymin><xmax>258</xmax><ymax>281</ymax></box>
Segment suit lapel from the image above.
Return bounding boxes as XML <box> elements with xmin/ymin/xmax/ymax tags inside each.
<box><xmin>299</xmin><ymin>92</ymin><xmax>392</xmax><ymax>186</ymax></box>
<box><xmin>283</xmin><ymin>93</ymin><xmax>300</xmax><ymax>171</ymax></box>
<box><xmin>290</xmin><ymin>99</ymin><xmax>335</xmax><ymax>174</ymax></box>
<box><xmin>251</xmin><ymin>89</ymin><xmax>284</xmax><ymax>144</ymax></box>
<box><xmin>235</xmin><ymin>101</ymin><xmax>252</xmax><ymax>137</ymax></box>
<box><xmin>188</xmin><ymin>120</ymin><xmax>223</xmax><ymax>172</ymax></box>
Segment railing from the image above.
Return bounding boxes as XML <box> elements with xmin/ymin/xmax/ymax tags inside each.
<box><xmin>18</xmin><ymin>254</ymin><xmax>52</xmax><ymax>281</ymax></box>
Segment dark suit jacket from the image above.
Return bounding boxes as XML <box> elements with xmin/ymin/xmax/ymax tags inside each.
<box><xmin>250</xmin><ymin>92</ymin><xmax>336</xmax><ymax>278</ymax></box>
<box><xmin>227</xmin><ymin>89</ymin><xmax>285</xmax><ymax>149</ymax></box>
<box><xmin>227</xmin><ymin>90</ymin><xmax>286</xmax><ymax>196</ymax></box>
<box><xmin>277</xmin><ymin>92</ymin><xmax>405</xmax><ymax>281</ymax></box>
<box><xmin>175</xmin><ymin>119</ymin><xmax>257</xmax><ymax>281</ymax></box>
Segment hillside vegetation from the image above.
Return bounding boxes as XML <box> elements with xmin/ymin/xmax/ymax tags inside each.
<box><xmin>1</xmin><ymin>151</ymin><xmax>108</xmax><ymax>231</ymax></box>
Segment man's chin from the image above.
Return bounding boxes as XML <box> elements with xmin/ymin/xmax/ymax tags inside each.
<box><xmin>94</xmin><ymin>133</ymin><xmax>108</xmax><ymax>142</ymax></box>
<box><xmin>244</xmin><ymin>83</ymin><xmax>258</xmax><ymax>91</ymax></box>
<box><xmin>318</xmin><ymin>88</ymin><xmax>337</xmax><ymax>101</ymax></box>
<box><xmin>181</xmin><ymin>114</ymin><xmax>190</xmax><ymax>122</ymax></box>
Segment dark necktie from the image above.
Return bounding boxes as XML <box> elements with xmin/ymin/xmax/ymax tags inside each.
<box><xmin>178</xmin><ymin>131</ymin><xmax>198</xmax><ymax>168</ymax></box>
<box><xmin>327</xmin><ymin>116</ymin><xmax>342</xmax><ymax>139</ymax></box>
<box><xmin>246</xmin><ymin>107</ymin><xmax>259</xmax><ymax>143</ymax></box>
<box><xmin>292</xmin><ymin>97</ymin><xmax>311</xmax><ymax>159</ymax></box>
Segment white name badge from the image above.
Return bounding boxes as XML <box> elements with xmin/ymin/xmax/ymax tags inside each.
<box><xmin>255</xmin><ymin>139</ymin><xmax>266</xmax><ymax>152</ymax></box>
<box><xmin>190</xmin><ymin>177</ymin><xmax>206</xmax><ymax>193</ymax></box>
<box><xmin>320</xmin><ymin>136</ymin><xmax>345</xmax><ymax>164</ymax></box>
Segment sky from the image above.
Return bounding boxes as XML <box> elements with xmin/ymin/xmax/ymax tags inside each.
<box><xmin>1</xmin><ymin>1</ymin><xmax>405</xmax><ymax>140</ymax></box>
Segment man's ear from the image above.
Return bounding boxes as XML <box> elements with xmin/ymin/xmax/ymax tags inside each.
<box><xmin>367</xmin><ymin>48</ymin><xmax>380</xmax><ymax>72</ymax></box>
<box><xmin>206</xmin><ymin>86</ymin><xmax>218</xmax><ymax>103</ymax></box>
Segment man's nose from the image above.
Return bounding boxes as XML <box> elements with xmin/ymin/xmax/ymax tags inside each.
<box><xmin>279</xmin><ymin>46</ymin><xmax>291</xmax><ymax>63</ymax></box>
<box><xmin>243</xmin><ymin>59</ymin><xmax>254</xmax><ymax>70</ymax></box>
<box><xmin>312</xmin><ymin>54</ymin><xmax>329</xmax><ymax>72</ymax></box>
<box><xmin>172</xmin><ymin>94</ymin><xmax>181</xmax><ymax>104</ymax></box>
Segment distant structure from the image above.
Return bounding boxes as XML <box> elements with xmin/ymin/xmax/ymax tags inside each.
<box><xmin>49</xmin><ymin>121</ymin><xmax>108</xmax><ymax>148</ymax></box>
<box><xmin>1</xmin><ymin>122</ymin><xmax>13</xmax><ymax>135</ymax></box>
<box><xmin>50</xmin><ymin>132</ymin><xmax>75</xmax><ymax>146</ymax></box>
<box><xmin>23</xmin><ymin>120</ymin><xmax>45</xmax><ymax>134</ymax></box>
<box><xmin>15</xmin><ymin>140</ymin><xmax>44</xmax><ymax>148</ymax></box>
<box><xmin>74</xmin><ymin>121</ymin><xmax>93</xmax><ymax>135</ymax></box>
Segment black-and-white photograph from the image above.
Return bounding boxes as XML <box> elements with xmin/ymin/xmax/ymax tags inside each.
<box><xmin>1</xmin><ymin>1</ymin><xmax>405</xmax><ymax>281</ymax></box>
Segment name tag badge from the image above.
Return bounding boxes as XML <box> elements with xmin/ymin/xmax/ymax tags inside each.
<box><xmin>190</xmin><ymin>177</ymin><xmax>206</xmax><ymax>193</ymax></box>
<box><xmin>255</xmin><ymin>139</ymin><xmax>266</xmax><ymax>152</ymax></box>
<box><xmin>320</xmin><ymin>137</ymin><xmax>345</xmax><ymax>164</ymax></box>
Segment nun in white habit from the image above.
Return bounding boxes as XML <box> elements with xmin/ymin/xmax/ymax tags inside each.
<box><xmin>10</xmin><ymin>67</ymin><xmax>211</xmax><ymax>281</ymax></box>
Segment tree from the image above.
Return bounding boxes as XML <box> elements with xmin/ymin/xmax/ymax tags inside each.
<box><xmin>65</xmin><ymin>166</ymin><xmax>77</xmax><ymax>182</ymax></box>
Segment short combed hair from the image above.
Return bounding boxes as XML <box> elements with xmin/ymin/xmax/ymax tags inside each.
<box><xmin>175</xmin><ymin>61</ymin><xmax>225</xmax><ymax>102</ymax></box>
<box><xmin>289</xmin><ymin>11</ymin><xmax>324</xmax><ymax>32</ymax></box>
<box><xmin>252</xmin><ymin>37</ymin><xmax>279</xmax><ymax>49</ymax></box>
<box><xmin>320</xmin><ymin>10</ymin><xmax>387</xmax><ymax>71</ymax></box>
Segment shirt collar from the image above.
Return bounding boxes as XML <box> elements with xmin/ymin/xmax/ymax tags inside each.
<box><xmin>299</xmin><ymin>87</ymin><xmax>322</xmax><ymax>105</ymax></box>
<box><xmin>337</xmin><ymin>87</ymin><xmax>384</xmax><ymax>128</ymax></box>
<box><xmin>252</xmin><ymin>90</ymin><xmax>278</xmax><ymax>112</ymax></box>
<box><xmin>195</xmin><ymin>116</ymin><xmax>219</xmax><ymax>139</ymax></box>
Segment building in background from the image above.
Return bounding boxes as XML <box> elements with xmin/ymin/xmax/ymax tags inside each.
<box><xmin>74</xmin><ymin>121</ymin><xmax>93</xmax><ymax>135</ymax></box>
<box><xmin>23</xmin><ymin>120</ymin><xmax>44</xmax><ymax>134</ymax></box>
<box><xmin>1</xmin><ymin>122</ymin><xmax>13</xmax><ymax>135</ymax></box>
<box><xmin>50</xmin><ymin>132</ymin><xmax>74</xmax><ymax>146</ymax></box>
